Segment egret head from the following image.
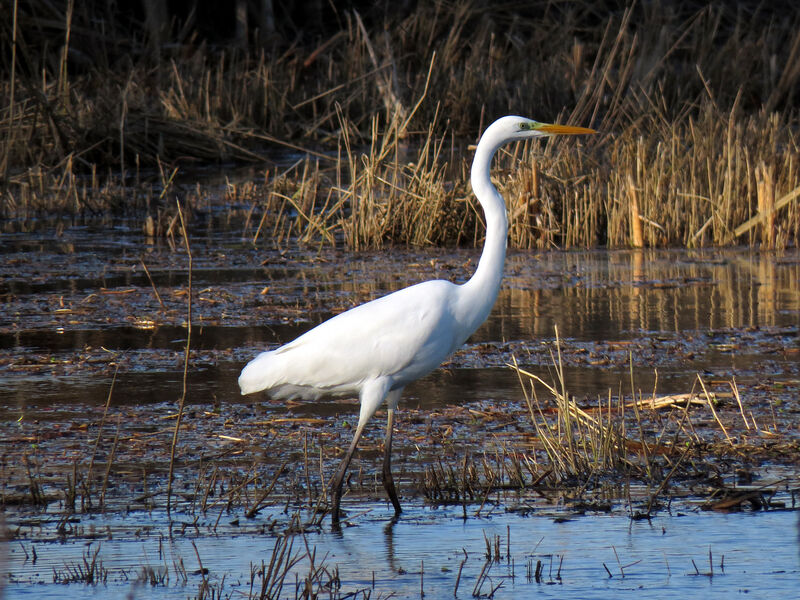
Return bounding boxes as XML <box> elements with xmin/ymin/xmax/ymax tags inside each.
<box><xmin>489</xmin><ymin>115</ymin><xmax>596</xmax><ymax>142</ymax></box>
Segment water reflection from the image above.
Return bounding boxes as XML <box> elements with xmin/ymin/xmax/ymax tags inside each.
<box><xmin>492</xmin><ymin>249</ymin><xmax>800</xmax><ymax>340</ymax></box>
<box><xmin>302</xmin><ymin>248</ymin><xmax>799</xmax><ymax>343</ymax></box>
<box><xmin>1</xmin><ymin>247</ymin><xmax>797</xmax><ymax>412</ymax></box>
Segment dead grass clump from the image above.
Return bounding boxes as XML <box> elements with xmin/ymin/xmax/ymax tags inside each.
<box><xmin>3</xmin><ymin>2</ymin><xmax>800</xmax><ymax>245</ymax></box>
<box><xmin>52</xmin><ymin>544</ymin><xmax>107</xmax><ymax>585</ymax></box>
<box><xmin>421</xmin><ymin>457</ymin><xmax>479</xmax><ymax>506</ymax></box>
<box><xmin>504</xmin><ymin>329</ymin><xmax>790</xmax><ymax>512</ymax></box>
<box><xmin>337</xmin><ymin>111</ymin><xmax>476</xmax><ymax>250</ymax></box>
<box><xmin>510</xmin><ymin>348</ymin><xmax>633</xmax><ymax>484</ymax></box>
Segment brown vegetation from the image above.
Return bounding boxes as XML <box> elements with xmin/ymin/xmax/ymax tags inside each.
<box><xmin>1</xmin><ymin>1</ymin><xmax>799</xmax><ymax>247</ymax></box>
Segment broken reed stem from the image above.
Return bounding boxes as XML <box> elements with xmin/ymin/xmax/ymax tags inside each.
<box><xmin>645</xmin><ymin>442</ymin><xmax>692</xmax><ymax>516</ymax></box>
<box><xmin>99</xmin><ymin>415</ymin><xmax>121</xmax><ymax>510</ymax></box>
<box><xmin>244</xmin><ymin>460</ymin><xmax>289</xmax><ymax>519</ymax></box>
<box><xmin>2</xmin><ymin>0</ymin><xmax>19</xmax><ymax>181</ymax></box>
<box><xmin>58</xmin><ymin>0</ymin><xmax>74</xmax><ymax>102</ymax></box>
<box><xmin>140</xmin><ymin>257</ymin><xmax>166</xmax><ymax>310</ymax></box>
<box><xmin>86</xmin><ymin>364</ymin><xmax>119</xmax><ymax>505</ymax></box>
<box><xmin>756</xmin><ymin>163</ymin><xmax>775</xmax><ymax>248</ymax></box>
<box><xmin>191</xmin><ymin>540</ymin><xmax>208</xmax><ymax>591</ymax></box>
<box><xmin>454</xmin><ymin>555</ymin><xmax>465</xmax><ymax>596</ymax></box>
<box><xmin>167</xmin><ymin>200</ymin><xmax>192</xmax><ymax>515</ymax></box>
<box><xmin>627</xmin><ymin>175</ymin><xmax>643</xmax><ymax>248</ymax></box>
<box><xmin>420</xmin><ymin>559</ymin><xmax>424</xmax><ymax>598</ymax></box>
<box><xmin>629</xmin><ymin>352</ymin><xmax>652</xmax><ymax>477</ymax></box>
<box><xmin>730</xmin><ymin>378</ymin><xmax>751</xmax><ymax>430</ymax></box>
<box><xmin>697</xmin><ymin>375</ymin><xmax>732</xmax><ymax>445</ymax></box>
<box><xmin>612</xmin><ymin>546</ymin><xmax>624</xmax><ymax>577</ymax></box>
<box><xmin>733</xmin><ymin>184</ymin><xmax>800</xmax><ymax>240</ymax></box>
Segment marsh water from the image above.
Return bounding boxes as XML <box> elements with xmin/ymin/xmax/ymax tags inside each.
<box><xmin>1</xmin><ymin>212</ymin><xmax>799</xmax><ymax>598</ymax></box>
<box><xmin>5</xmin><ymin>504</ymin><xmax>800</xmax><ymax>599</ymax></box>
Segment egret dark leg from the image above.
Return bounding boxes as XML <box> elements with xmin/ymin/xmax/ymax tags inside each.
<box><xmin>382</xmin><ymin>408</ymin><xmax>402</xmax><ymax>515</ymax></box>
<box><xmin>330</xmin><ymin>422</ymin><xmax>366</xmax><ymax>525</ymax></box>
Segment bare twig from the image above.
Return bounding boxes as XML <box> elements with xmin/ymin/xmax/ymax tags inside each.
<box><xmin>167</xmin><ymin>200</ymin><xmax>192</xmax><ymax>515</ymax></box>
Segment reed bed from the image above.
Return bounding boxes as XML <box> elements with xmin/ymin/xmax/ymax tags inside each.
<box><xmin>2</xmin><ymin>1</ymin><xmax>799</xmax><ymax>246</ymax></box>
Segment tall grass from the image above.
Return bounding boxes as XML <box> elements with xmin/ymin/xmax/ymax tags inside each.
<box><xmin>505</xmin><ymin>334</ymin><xmax>766</xmax><ymax>500</ymax></box>
<box><xmin>1</xmin><ymin>1</ymin><xmax>798</xmax><ymax>247</ymax></box>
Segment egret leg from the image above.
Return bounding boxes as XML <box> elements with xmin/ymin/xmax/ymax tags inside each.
<box><xmin>330</xmin><ymin>421</ymin><xmax>366</xmax><ymax>525</ymax></box>
<box><xmin>330</xmin><ymin>378</ymin><xmax>392</xmax><ymax>525</ymax></box>
<box><xmin>382</xmin><ymin>408</ymin><xmax>402</xmax><ymax>515</ymax></box>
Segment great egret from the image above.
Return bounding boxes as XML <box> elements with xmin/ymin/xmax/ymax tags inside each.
<box><xmin>239</xmin><ymin>115</ymin><xmax>595</xmax><ymax>524</ymax></box>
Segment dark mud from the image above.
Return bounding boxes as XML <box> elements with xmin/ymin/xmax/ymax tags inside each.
<box><xmin>1</xmin><ymin>215</ymin><xmax>799</xmax><ymax>598</ymax></box>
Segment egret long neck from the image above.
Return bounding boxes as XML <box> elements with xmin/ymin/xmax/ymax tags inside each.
<box><xmin>458</xmin><ymin>135</ymin><xmax>509</xmax><ymax>333</ymax></box>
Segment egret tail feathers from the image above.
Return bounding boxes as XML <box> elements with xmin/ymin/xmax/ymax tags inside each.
<box><xmin>238</xmin><ymin>351</ymin><xmax>283</xmax><ymax>395</ymax></box>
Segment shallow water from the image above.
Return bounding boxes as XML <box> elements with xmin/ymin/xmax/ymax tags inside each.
<box><xmin>5</xmin><ymin>502</ymin><xmax>800</xmax><ymax>599</ymax></box>
<box><xmin>1</xmin><ymin>217</ymin><xmax>799</xmax><ymax>598</ymax></box>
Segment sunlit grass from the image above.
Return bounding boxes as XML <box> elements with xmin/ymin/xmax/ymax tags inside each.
<box><xmin>2</xmin><ymin>2</ymin><xmax>799</xmax><ymax>246</ymax></box>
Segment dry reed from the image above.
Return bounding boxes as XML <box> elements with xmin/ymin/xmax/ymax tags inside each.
<box><xmin>505</xmin><ymin>327</ymin><xmax>773</xmax><ymax>503</ymax></box>
<box><xmin>2</xmin><ymin>2</ymin><xmax>799</xmax><ymax>247</ymax></box>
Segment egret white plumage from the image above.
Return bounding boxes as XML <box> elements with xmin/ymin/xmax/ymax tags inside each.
<box><xmin>239</xmin><ymin>115</ymin><xmax>595</xmax><ymax>524</ymax></box>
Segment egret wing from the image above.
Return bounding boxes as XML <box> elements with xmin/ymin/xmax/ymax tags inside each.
<box><xmin>239</xmin><ymin>280</ymin><xmax>460</xmax><ymax>397</ymax></box>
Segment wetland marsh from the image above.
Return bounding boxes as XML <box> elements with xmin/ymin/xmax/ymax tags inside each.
<box><xmin>1</xmin><ymin>214</ymin><xmax>798</xmax><ymax>598</ymax></box>
<box><xmin>3</xmin><ymin>2</ymin><xmax>800</xmax><ymax>597</ymax></box>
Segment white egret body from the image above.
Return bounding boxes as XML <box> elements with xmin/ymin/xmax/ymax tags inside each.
<box><xmin>239</xmin><ymin>116</ymin><xmax>595</xmax><ymax>523</ymax></box>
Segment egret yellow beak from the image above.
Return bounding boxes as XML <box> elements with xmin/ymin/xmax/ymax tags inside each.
<box><xmin>535</xmin><ymin>122</ymin><xmax>597</xmax><ymax>135</ymax></box>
